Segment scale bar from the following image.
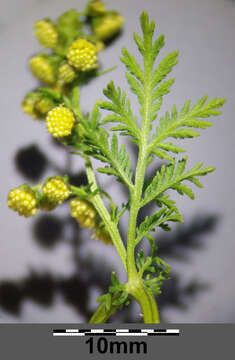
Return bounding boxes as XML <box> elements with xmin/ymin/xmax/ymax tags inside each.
<box><xmin>53</xmin><ymin>328</ymin><xmax>180</xmax><ymax>337</ymax></box>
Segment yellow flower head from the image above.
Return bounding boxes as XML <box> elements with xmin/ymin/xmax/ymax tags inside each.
<box><xmin>70</xmin><ymin>198</ymin><xmax>97</xmax><ymax>229</ymax></box>
<box><xmin>46</xmin><ymin>105</ymin><xmax>75</xmax><ymax>138</ymax></box>
<box><xmin>29</xmin><ymin>55</ymin><xmax>55</xmax><ymax>84</ymax></box>
<box><xmin>8</xmin><ymin>187</ymin><xmax>38</xmax><ymax>218</ymax></box>
<box><xmin>34</xmin><ymin>19</ymin><xmax>58</xmax><ymax>49</ymax></box>
<box><xmin>58</xmin><ymin>63</ymin><xmax>76</xmax><ymax>84</ymax></box>
<box><xmin>67</xmin><ymin>39</ymin><xmax>98</xmax><ymax>71</ymax></box>
<box><xmin>94</xmin><ymin>14</ymin><xmax>124</xmax><ymax>41</ymax></box>
<box><xmin>42</xmin><ymin>177</ymin><xmax>71</xmax><ymax>205</ymax></box>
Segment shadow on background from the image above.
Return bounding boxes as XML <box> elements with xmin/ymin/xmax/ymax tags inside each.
<box><xmin>0</xmin><ymin>141</ymin><xmax>219</xmax><ymax>322</ymax></box>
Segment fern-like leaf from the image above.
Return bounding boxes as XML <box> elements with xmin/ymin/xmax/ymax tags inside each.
<box><xmin>136</xmin><ymin>206</ymin><xmax>183</xmax><ymax>244</ymax></box>
<box><xmin>78</xmin><ymin>106</ymin><xmax>134</xmax><ymax>189</ymax></box>
<box><xmin>141</xmin><ymin>157</ymin><xmax>215</xmax><ymax>207</ymax></box>
<box><xmin>97</xmin><ymin>134</ymin><xmax>133</xmax><ymax>187</ymax></box>
<box><xmin>120</xmin><ymin>11</ymin><xmax>178</xmax><ymax>123</ymax></box>
<box><xmin>149</xmin><ymin>97</ymin><xmax>226</xmax><ymax>161</ymax></box>
<box><xmin>100</xmin><ymin>81</ymin><xmax>141</xmax><ymax>144</ymax></box>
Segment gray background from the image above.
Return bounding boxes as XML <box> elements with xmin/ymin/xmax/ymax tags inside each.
<box><xmin>0</xmin><ymin>0</ymin><xmax>234</xmax><ymax>322</ymax></box>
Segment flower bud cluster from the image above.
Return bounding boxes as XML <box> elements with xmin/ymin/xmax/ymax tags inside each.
<box><xmin>24</xmin><ymin>4</ymin><xmax>123</xmax><ymax>124</ymax></box>
<box><xmin>8</xmin><ymin>177</ymin><xmax>71</xmax><ymax>218</ymax></box>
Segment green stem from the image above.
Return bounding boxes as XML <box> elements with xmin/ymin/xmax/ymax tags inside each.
<box><xmin>125</xmin><ymin>32</ymin><xmax>161</xmax><ymax>323</ymax></box>
<box><xmin>96</xmin><ymin>66</ymin><xmax>117</xmax><ymax>77</ymax></box>
<box><xmin>128</xmin><ymin>283</ymin><xmax>160</xmax><ymax>323</ymax></box>
<box><xmin>85</xmin><ymin>157</ymin><xmax>127</xmax><ymax>271</ymax></box>
<box><xmin>89</xmin><ymin>279</ymin><xmax>160</xmax><ymax>324</ymax></box>
<box><xmin>126</xmin><ymin>40</ymin><xmax>153</xmax><ymax>280</ymax></box>
<box><xmin>89</xmin><ymin>303</ymin><xmax>116</xmax><ymax>324</ymax></box>
<box><xmin>71</xmin><ymin>85</ymin><xmax>126</xmax><ymax>269</ymax></box>
<box><xmin>126</xmin><ymin>148</ymin><xmax>147</xmax><ymax>279</ymax></box>
<box><xmin>89</xmin><ymin>293</ymin><xmax>122</xmax><ymax>324</ymax></box>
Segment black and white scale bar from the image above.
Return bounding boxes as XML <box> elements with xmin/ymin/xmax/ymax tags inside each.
<box><xmin>53</xmin><ymin>329</ymin><xmax>180</xmax><ymax>337</ymax></box>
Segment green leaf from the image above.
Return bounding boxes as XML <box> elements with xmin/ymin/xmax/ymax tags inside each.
<box><xmin>120</xmin><ymin>11</ymin><xmax>179</xmax><ymax>127</ymax></box>
<box><xmin>98</xmin><ymin>273</ymin><xmax>129</xmax><ymax>309</ymax></box>
<box><xmin>38</xmin><ymin>87</ymin><xmax>62</xmax><ymax>101</ymax></box>
<box><xmin>152</xmin><ymin>51</ymin><xmax>179</xmax><ymax>88</ymax></box>
<box><xmin>125</xmin><ymin>72</ymin><xmax>145</xmax><ymax>106</ymax></box>
<box><xmin>111</xmin><ymin>272</ymin><xmax>120</xmax><ymax>287</ymax></box>
<box><xmin>136</xmin><ymin>206</ymin><xmax>183</xmax><ymax>244</ymax></box>
<box><xmin>156</xmin><ymin>194</ymin><xmax>183</xmax><ymax>216</ymax></box>
<box><xmin>97</xmin><ymin>293</ymin><xmax>112</xmax><ymax>312</ymax></box>
<box><xmin>136</xmin><ymin>247</ymin><xmax>171</xmax><ymax>295</ymax></box>
<box><xmin>141</xmin><ymin>157</ymin><xmax>215</xmax><ymax>207</ymax></box>
<box><xmin>149</xmin><ymin>96</ymin><xmax>226</xmax><ymax>159</ymax></box>
<box><xmin>112</xmin><ymin>201</ymin><xmax>130</xmax><ymax>224</ymax></box>
<box><xmin>121</xmin><ymin>47</ymin><xmax>144</xmax><ymax>83</ymax></box>
<box><xmin>158</xmin><ymin>142</ymin><xmax>186</xmax><ymax>154</ymax></box>
<box><xmin>112</xmin><ymin>291</ymin><xmax>129</xmax><ymax>306</ymax></box>
<box><xmin>96</xmin><ymin>134</ymin><xmax>133</xmax><ymax>186</ymax></box>
<box><xmin>100</xmin><ymin>81</ymin><xmax>141</xmax><ymax>143</ymax></box>
<box><xmin>151</xmin><ymin>149</ymin><xmax>175</xmax><ymax>163</ymax></box>
<box><xmin>78</xmin><ymin>107</ymin><xmax>134</xmax><ymax>189</ymax></box>
<box><xmin>152</xmin><ymin>78</ymin><xmax>175</xmax><ymax>101</ymax></box>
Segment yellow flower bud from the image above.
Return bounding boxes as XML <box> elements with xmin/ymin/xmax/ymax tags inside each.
<box><xmin>70</xmin><ymin>198</ymin><xmax>97</xmax><ymax>229</ymax></box>
<box><xmin>29</xmin><ymin>55</ymin><xmax>55</xmax><ymax>84</ymax></box>
<box><xmin>42</xmin><ymin>177</ymin><xmax>71</xmax><ymax>205</ymax></box>
<box><xmin>8</xmin><ymin>187</ymin><xmax>38</xmax><ymax>218</ymax></box>
<box><xmin>92</xmin><ymin>225</ymin><xmax>113</xmax><ymax>245</ymax></box>
<box><xmin>34</xmin><ymin>19</ymin><xmax>58</xmax><ymax>49</ymax></box>
<box><xmin>46</xmin><ymin>105</ymin><xmax>75</xmax><ymax>138</ymax></box>
<box><xmin>67</xmin><ymin>39</ymin><xmax>98</xmax><ymax>72</ymax></box>
<box><xmin>88</xmin><ymin>0</ymin><xmax>107</xmax><ymax>16</ymax></box>
<box><xmin>94</xmin><ymin>14</ymin><xmax>124</xmax><ymax>41</ymax></box>
<box><xmin>21</xmin><ymin>93</ymin><xmax>38</xmax><ymax>119</ymax></box>
<box><xmin>58</xmin><ymin>63</ymin><xmax>76</xmax><ymax>84</ymax></box>
<box><xmin>34</xmin><ymin>97</ymin><xmax>55</xmax><ymax>116</ymax></box>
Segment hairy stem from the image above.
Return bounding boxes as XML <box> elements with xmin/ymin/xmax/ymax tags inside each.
<box><xmin>72</xmin><ymin>86</ymin><xmax>127</xmax><ymax>268</ymax></box>
<box><xmin>127</xmin><ymin>40</ymin><xmax>153</xmax><ymax>278</ymax></box>
<box><xmin>85</xmin><ymin>157</ymin><xmax>127</xmax><ymax>271</ymax></box>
